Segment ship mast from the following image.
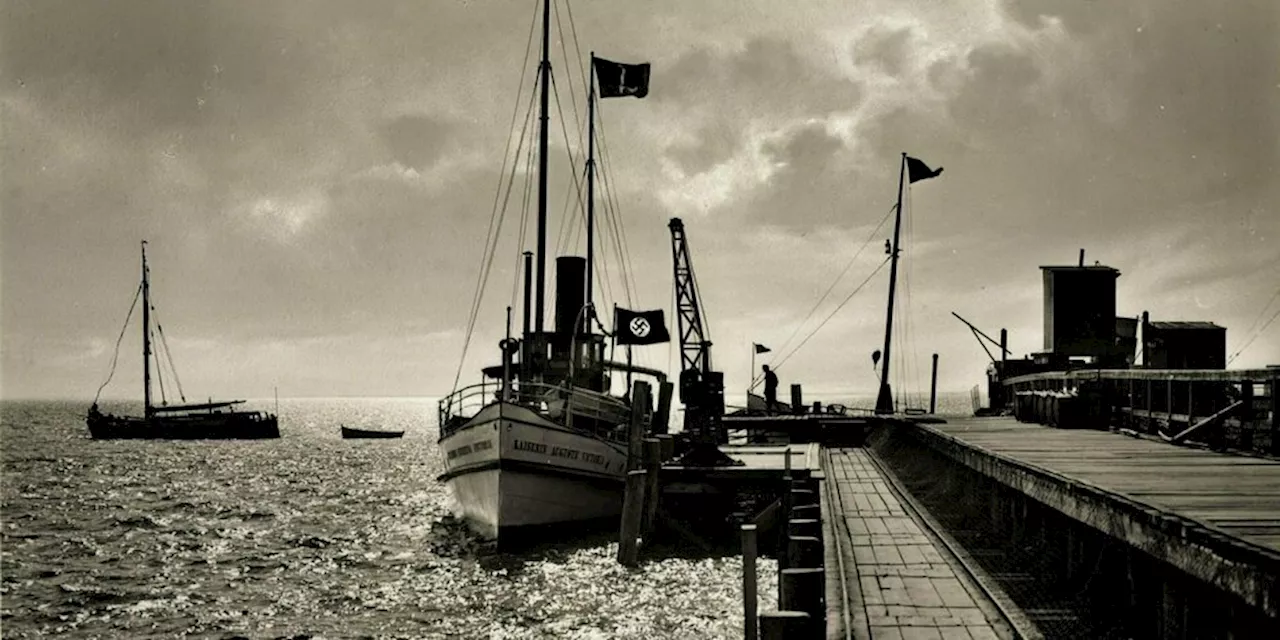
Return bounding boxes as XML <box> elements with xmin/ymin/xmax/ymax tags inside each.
<box><xmin>141</xmin><ymin>240</ymin><xmax>153</xmax><ymax>419</ymax></box>
<box><xmin>875</xmin><ymin>153</ymin><xmax>907</xmax><ymax>415</ymax></box>
<box><xmin>585</xmin><ymin>53</ymin><xmax>597</xmax><ymax>328</ymax></box>
<box><xmin>533</xmin><ymin>0</ymin><xmax>551</xmax><ymax>337</ymax></box>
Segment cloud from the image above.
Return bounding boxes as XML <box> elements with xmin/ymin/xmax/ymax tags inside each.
<box><xmin>3</xmin><ymin>0</ymin><xmax>1277</xmax><ymax>400</ymax></box>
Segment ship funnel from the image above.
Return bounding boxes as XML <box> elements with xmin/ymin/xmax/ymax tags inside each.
<box><xmin>554</xmin><ymin>256</ymin><xmax>587</xmax><ymax>335</ymax></box>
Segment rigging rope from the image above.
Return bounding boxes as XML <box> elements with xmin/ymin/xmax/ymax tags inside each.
<box><xmin>765</xmin><ymin>256</ymin><xmax>892</xmax><ymax>376</ymax></box>
<box><xmin>550</xmin><ymin>71</ymin><xmax>588</xmax><ymax>258</ymax></box>
<box><xmin>150</xmin><ymin>305</ymin><xmax>187</xmax><ymax>403</ymax></box>
<box><xmin>766</xmin><ymin>204</ymin><xmax>895</xmax><ymax>371</ymax></box>
<box><xmin>450</xmin><ymin>24</ymin><xmax>541</xmax><ymax>395</ymax></box>
<box><xmin>1228</xmin><ymin>304</ymin><xmax>1280</xmax><ymax>366</ymax></box>
<box><xmin>750</xmin><ymin>206</ymin><xmax>895</xmax><ymax>390</ymax></box>
<box><xmin>595</xmin><ymin>111</ymin><xmax>639</xmax><ymax>305</ymax></box>
<box><xmin>1242</xmin><ymin>287</ymin><xmax>1280</xmax><ymax>338</ymax></box>
<box><xmin>152</xmin><ymin>326</ymin><xmax>168</xmax><ymax>406</ymax></box>
<box><xmin>510</xmin><ymin>103</ymin><xmax>539</xmax><ymax>312</ymax></box>
<box><xmin>92</xmin><ymin>282</ymin><xmax>143</xmax><ymax>405</ymax></box>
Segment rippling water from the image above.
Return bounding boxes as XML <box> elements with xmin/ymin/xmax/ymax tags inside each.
<box><xmin>1</xmin><ymin>398</ymin><xmax>776</xmax><ymax>639</ymax></box>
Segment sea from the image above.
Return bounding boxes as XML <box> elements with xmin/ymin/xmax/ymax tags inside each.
<box><xmin>1</xmin><ymin>397</ymin><xmax>786</xmax><ymax>639</ymax></box>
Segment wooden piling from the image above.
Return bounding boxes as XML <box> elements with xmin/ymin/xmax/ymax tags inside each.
<box><xmin>791</xmin><ymin>488</ymin><xmax>818</xmax><ymax>508</ymax></box>
<box><xmin>779</xmin><ymin>567</ymin><xmax>825</xmax><ymax>634</ymax></box>
<box><xmin>759</xmin><ymin>611</ymin><xmax>810</xmax><ymax>640</ymax></box>
<box><xmin>930</xmin><ymin>353</ymin><xmax>939</xmax><ymax>414</ymax></box>
<box><xmin>617</xmin><ymin>469</ymin><xmax>647</xmax><ymax>566</ymax></box>
<box><xmin>627</xmin><ymin>381</ymin><xmax>652</xmax><ymax>471</ymax></box>
<box><xmin>780</xmin><ymin>451</ymin><xmax>794</xmax><ymax>571</ymax></box>
<box><xmin>788</xmin><ymin>518</ymin><xmax>820</xmax><ymax>540</ymax></box>
<box><xmin>642</xmin><ymin>437</ymin><xmax>661</xmax><ymax>534</ymax></box>
<box><xmin>1271</xmin><ymin>374</ymin><xmax>1279</xmax><ymax>456</ymax></box>
<box><xmin>786</xmin><ymin>535</ymin><xmax>822</xmax><ymax>568</ymax></box>
<box><xmin>653</xmin><ymin>380</ymin><xmax>674</xmax><ymax>436</ymax></box>
<box><xmin>742</xmin><ymin>524</ymin><xmax>758</xmax><ymax>640</ymax></box>
<box><xmin>656</xmin><ymin>433</ymin><xmax>674</xmax><ymax>463</ymax></box>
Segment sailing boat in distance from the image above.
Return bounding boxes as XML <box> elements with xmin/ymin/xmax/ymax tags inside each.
<box><xmin>86</xmin><ymin>241</ymin><xmax>280</xmax><ymax>440</ymax></box>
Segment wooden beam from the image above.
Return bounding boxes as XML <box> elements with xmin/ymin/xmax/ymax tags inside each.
<box><xmin>1163</xmin><ymin>401</ymin><xmax>1243</xmax><ymax>445</ymax></box>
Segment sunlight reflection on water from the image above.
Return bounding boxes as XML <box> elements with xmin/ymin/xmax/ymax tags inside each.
<box><xmin>1</xmin><ymin>398</ymin><xmax>774</xmax><ymax>638</ymax></box>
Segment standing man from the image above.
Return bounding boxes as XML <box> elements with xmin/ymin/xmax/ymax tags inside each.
<box><xmin>762</xmin><ymin>364</ymin><xmax>778</xmax><ymax>415</ymax></box>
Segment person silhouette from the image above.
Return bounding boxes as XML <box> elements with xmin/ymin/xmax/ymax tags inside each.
<box><xmin>762</xmin><ymin>365</ymin><xmax>778</xmax><ymax>415</ymax></box>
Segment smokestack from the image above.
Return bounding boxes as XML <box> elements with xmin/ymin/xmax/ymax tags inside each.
<box><xmin>554</xmin><ymin>256</ymin><xmax>587</xmax><ymax>335</ymax></box>
<box><xmin>1078</xmin><ymin>248</ymin><xmax>1085</xmax><ymax>267</ymax></box>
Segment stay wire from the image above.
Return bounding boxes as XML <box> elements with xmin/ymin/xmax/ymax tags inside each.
<box><xmin>92</xmin><ymin>282</ymin><xmax>143</xmax><ymax>405</ymax></box>
<box><xmin>768</xmin><ymin>204</ymin><xmax>895</xmax><ymax>371</ymax></box>
<box><xmin>452</xmin><ymin>56</ymin><xmax>540</xmax><ymax>394</ymax></box>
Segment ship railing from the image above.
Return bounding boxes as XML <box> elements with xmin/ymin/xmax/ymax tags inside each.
<box><xmin>1001</xmin><ymin>367</ymin><xmax>1278</xmax><ymax>453</ymax></box>
<box><xmin>437</xmin><ymin>380</ymin><xmax>584</xmax><ymax>437</ymax></box>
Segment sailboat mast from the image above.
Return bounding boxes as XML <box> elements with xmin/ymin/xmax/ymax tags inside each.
<box><xmin>585</xmin><ymin>53</ymin><xmax>597</xmax><ymax>329</ymax></box>
<box><xmin>141</xmin><ymin>240</ymin><xmax>153</xmax><ymax>418</ymax></box>
<box><xmin>533</xmin><ymin>0</ymin><xmax>551</xmax><ymax>336</ymax></box>
<box><xmin>875</xmin><ymin>153</ymin><xmax>907</xmax><ymax>415</ymax></box>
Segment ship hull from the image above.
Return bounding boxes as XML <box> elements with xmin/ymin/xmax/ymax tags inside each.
<box><xmin>438</xmin><ymin>402</ymin><xmax>629</xmax><ymax>540</ymax></box>
<box><xmin>86</xmin><ymin>413</ymin><xmax>280</xmax><ymax>440</ymax></box>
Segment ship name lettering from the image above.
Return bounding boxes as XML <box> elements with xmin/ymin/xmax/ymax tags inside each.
<box><xmin>581</xmin><ymin>453</ymin><xmax>606</xmax><ymax>466</ymax></box>
<box><xmin>549</xmin><ymin>446</ymin><xmax>580</xmax><ymax>461</ymax></box>
<box><xmin>513</xmin><ymin>439</ymin><xmax>547</xmax><ymax>454</ymax></box>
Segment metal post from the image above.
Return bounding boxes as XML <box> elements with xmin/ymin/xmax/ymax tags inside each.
<box><xmin>930</xmin><ymin>353</ymin><xmax>939</xmax><ymax>414</ymax></box>
<box><xmin>1271</xmin><ymin>374</ymin><xmax>1280</xmax><ymax>456</ymax></box>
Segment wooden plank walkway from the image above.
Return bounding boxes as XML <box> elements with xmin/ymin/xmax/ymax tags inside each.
<box><xmin>924</xmin><ymin>417</ymin><xmax>1280</xmax><ymax>552</ymax></box>
<box><xmin>823</xmin><ymin>448</ymin><xmax>1019</xmax><ymax>639</ymax></box>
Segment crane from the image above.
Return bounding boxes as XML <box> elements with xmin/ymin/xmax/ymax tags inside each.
<box><xmin>669</xmin><ymin>218</ymin><xmax>736</xmax><ymax>464</ymax></box>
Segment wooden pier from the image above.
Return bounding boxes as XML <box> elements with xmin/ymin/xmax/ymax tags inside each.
<box><xmin>633</xmin><ymin>404</ymin><xmax>1280</xmax><ymax>636</ymax></box>
<box><xmin>823</xmin><ymin>447</ymin><xmax>1031</xmax><ymax>639</ymax></box>
<box><xmin>875</xmin><ymin>416</ymin><xmax>1280</xmax><ymax>637</ymax></box>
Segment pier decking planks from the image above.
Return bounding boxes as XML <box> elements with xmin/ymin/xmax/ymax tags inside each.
<box><xmin>824</xmin><ymin>448</ymin><xmax>1017</xmax><ymax>639</ymax></box>
<box><xmin>922</xmin><ymin>417</ymin><xmax>1280</xmax><ymax>554</ymax></box>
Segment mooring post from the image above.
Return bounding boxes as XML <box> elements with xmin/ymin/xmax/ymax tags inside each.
<box><xmin>759</xmin><ymin>611</ymin><xmax>810</xmax><ymax>639</ymax></box>
<box><xmin>617</xmin><ymin>469</ymin><xmax>647</xmax><ymax>566</ymax></box>
<box><xmin>656</xmin><ymin>433</ymin><xmax>674</xmax><ymax>462</ymax></box>
<box><xmin>779</xmin><ymin>567</ymin><xmax>825</xmax><ymax>635</ymax></box>
<box><xmin>742</xmin><ymin>524</ymin><xmax>758</xmax><ymax>640</ymax></box>
<box><xmin>653</xmin><ymin>380</ymin><xmax>674</xmax><ymax>436</ymax></box>
<box><xmin>790</xmin><ymin>384</ymin><xmax>803</xmax><ymax>415</ymax></box>
<box><xmin>641</xmin><ymin>437</ymin><xmax>661</xmax><ymax>534</ymax></box>
<box><xmin>627</xmin><ymin>381</ymin><xmax>651</xmax><ymax>471</ymax></box>
<box><xmin>930</xmin><ymin>353</ymin><xmax>939</xmax><ymax>414</ymax></box>
<box><xmin>779</xmin><ymin>451</ymin><xmax>794</xmax><ymax>570</ymax></box>
<box><xmin>1271</xmin><ymin>373</ymin><xmax>1280</xmax><ymax>456</ymax></box>
<box><xmin>786</xmin><ymin>535</ymin><xmax>822</xmax><ymax>568</ymax></box>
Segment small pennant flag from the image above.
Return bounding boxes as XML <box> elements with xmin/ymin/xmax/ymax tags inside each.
<box><xmin>754</xmin><ymin>343</ymin><xmax>771</xmax><ymax>354</ymax></box>
<box><xmin>906</xmin><ymin>156</ymin><xmax>943</xmax><ymax>183</ymax></box>
<box><xmin>615</xmin><ymin>308</ymin><xmax>670</xmax><ymax>345</ymax></box>
<box><xmin>593</xmin><ymin>56</ymin><xmax>651</xmax><ymax>99</ymax></box>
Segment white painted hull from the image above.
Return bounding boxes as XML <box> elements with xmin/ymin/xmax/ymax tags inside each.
<box><xmin>438</xmin><ymin>402</ymin><xmax>630</xmax><ymax>540</ymax></box>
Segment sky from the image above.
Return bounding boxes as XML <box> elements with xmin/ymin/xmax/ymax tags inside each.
<box><xmin>2</xmin><ymin>0</ymin><xmax>1278</xmax><ymax>403</ymax></box>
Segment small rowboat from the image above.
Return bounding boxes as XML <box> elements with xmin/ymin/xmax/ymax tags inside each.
<box><xmin>340</xmin><ymin>425</ymin><xmax>404</xmax><ymax>439</ymax></box>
